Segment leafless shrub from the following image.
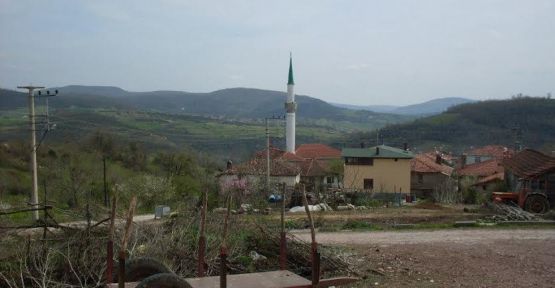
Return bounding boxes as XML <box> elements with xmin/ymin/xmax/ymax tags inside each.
<box><xmin>432</xmin><ymin>177</ymin><xmax>462</xmax><ymax>203</ymax></box>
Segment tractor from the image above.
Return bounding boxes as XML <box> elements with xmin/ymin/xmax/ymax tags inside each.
<box><xmin>492</xmin><ymin>178</ymin><xmax>553</xmax><ymax>214</ymax></box>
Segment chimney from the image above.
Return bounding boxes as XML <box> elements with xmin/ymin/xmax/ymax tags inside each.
<box><xmin>403</xmin><ymin>142</ymin><xmax>408</xmax><ymax>151</ymax></box>
<box><xmin>435</xmin><ymin>154</ymin><xmax>442</xmax><ymax>164</ymax></box>
<box><xmin>459</xmin><ymin>155</ymin><xmax>467</xmax><ymax>169</ymax></box>
<box><xmin>376</xmin><ymin>146</ymin><xmax>380</xmax><ymax>155</ymax></box>
<box><xmin>226</xmin><ymin>160</ymin><xmax>233</xmax><ymax>170</ymax></box>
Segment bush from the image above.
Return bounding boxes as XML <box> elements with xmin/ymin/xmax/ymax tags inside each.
<box><xmin>463</xmin><ymin>187</ymin><xmax>477</xmax><ymax>204</ymax></box>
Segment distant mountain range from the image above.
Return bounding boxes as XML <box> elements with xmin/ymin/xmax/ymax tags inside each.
<box><xmin>332</xmin><ymin>97</ymin><xmax>475</xmax><ymax>115</ymax></box>
<box><xmin>0</xmin><ymin>85</ymin><xmax>414</xmax><ymax>131</ymax></box>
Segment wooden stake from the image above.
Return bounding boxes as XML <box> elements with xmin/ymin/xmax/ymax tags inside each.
<box><xmin>118</xmin><ymin>196</ymin><xmax>136</xmax><ymax>288</ymax></box>
<box><xmin>301</xmin><ymin>185</ymin><xmax>319</xmax><ymax>287</ymax></box>
<box><xmin>220</xmin><ymin>194</ymin><xmax>232</xmax><ymax>288</ymax></box>
<box><xmin>107</xmin><ymin>194</ymin><xmax>117</xmax><ymax>284</ymax></box>
<box><xmin>279</xmin><ymin>183</ymin><xmax>287</xmax><ymax>270</ymax></box>
<box><xmin>197</xmin><ymin>188</ymin><xmax>208</xmax><ymax>277</ymax></box>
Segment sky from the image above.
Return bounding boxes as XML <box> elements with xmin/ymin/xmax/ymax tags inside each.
<box><xmin>1</xmin><ymin>0</ymin><xmax>554</xmax><ymax>105</ymax></box>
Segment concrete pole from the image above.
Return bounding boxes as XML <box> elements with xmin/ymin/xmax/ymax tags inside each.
<box><xmin>18</xmin><ymin>86</ymin><xmax>43</xmax><ymax>222</ymax></box>
<box><xmin>266</xmin><ymin>118</ymin><xmax>270</xmax><ymax>195</ymax></box>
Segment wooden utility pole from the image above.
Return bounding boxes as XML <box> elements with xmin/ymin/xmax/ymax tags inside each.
<box><xmin>264</xmin><ymin>115</ymin><xmax>285</xmax><ymax>196</ymax></box>
<box><xmin>17</xmin><ymin>85</ymin><xmax>44</xmax><ymax>222</ymax></box>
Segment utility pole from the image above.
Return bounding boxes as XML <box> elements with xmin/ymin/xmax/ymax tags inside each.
<box><xmin>17</xmin><ymin>85</ymin><xmax>44</xmax><ymax>222</ymax></box>
<box><xmin>265</xmin><ymin>115</ymin><xmax>285</xmax><ymax>195</ymax></box>
<box><xmin>266</xmin><ymin>118</ymin><xmax>270</xmax><ymax>195</ymax></box>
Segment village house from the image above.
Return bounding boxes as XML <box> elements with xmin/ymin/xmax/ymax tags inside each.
<box><xmin>502</xmin><ymin>149</ymin><xmax>555</xmax><ymax>207</ymax></box>
<box><xmin>217</xmin><ymin>143</ymin><xmax>342</xmax><ymax>196</ymax></box>
<box><xmin>455</xmin><ymin>145</ymin><xmax>513</xmax><ymax>192</ymax></box>
<box><xmin>283</xmin><ymin>144</ymin><xmax>342</xmax><ymax>192</ymax></box>
<box><xmin>217</xmin><ymin>150</ymin><xmax>300</xmax><ymax>197</ymax></box>
<box><xmin>342</xmin><ymin>145</ymin><xmax>413</xmax><ymax>194</ymax></box>
<box><xmin>410</xmin><ymin>153</ymin><xmax>454</xmax><ymax>198</ymax></box>
<box><xmin>460</xmin><ymin>145</ymin><xmax>513</xmax><ymax>166</ymax></box>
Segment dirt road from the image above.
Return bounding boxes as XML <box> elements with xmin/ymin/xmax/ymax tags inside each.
<box><xmin>295</xmin><ymin>228</ymin><xmax>555</xmax><ymax>288</ymax></box>
<box><xmin>5</xmin><ymin>214</ymin><xmax>156</xmax><ymax>237</ymax></box>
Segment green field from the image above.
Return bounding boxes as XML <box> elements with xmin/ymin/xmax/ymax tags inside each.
<box><xmin>0</xmin><ymin>107</ymin><xmax>344</xmax><ymax>161</ymax></box>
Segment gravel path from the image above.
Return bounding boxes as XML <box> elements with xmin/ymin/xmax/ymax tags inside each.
<box><xmin>295</xmin><ymin>228</ymin><xmax>555</xmax><ymax>287</ymax></box>
<box><xmin>294</xmin><ymin>228</ymin><xmax>555</xmax><ymax>245</ymax></box>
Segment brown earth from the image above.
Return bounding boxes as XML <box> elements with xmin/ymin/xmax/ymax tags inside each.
<box><xmin>295</xmin><ymin>229</ymin><xmax>555</xmax><ymax>287</ymax></box>
<box><xmin>282</xmin><ymin>205</ymin><xmax>489</xmax><ymax>225</ymax></box>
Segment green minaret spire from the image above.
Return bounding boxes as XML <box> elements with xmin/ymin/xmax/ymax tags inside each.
<box><xmin>288</xmin><ymin>53</ymin><xmax>295</xmax><ymax>85</ymax></box>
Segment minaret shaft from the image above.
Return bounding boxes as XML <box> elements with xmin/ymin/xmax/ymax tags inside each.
<box><xmin>285</xmin><ymin>56</ymin><xmax>296</xmax><ymax>153</ymax></box>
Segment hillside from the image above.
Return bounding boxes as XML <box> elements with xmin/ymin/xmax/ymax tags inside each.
<box><xmin>0</xmin><ymin>107</ymin><xmax>344</xmax><ymax>162</ymax></box>
<box><xmin>347</xmin><ymin>97</ymin><xmax>555</xmax><ymax>152</ymax></box>
<box><xmin>0</xmin><ymin>86</ymin><xmax>413</xmax><ymax>131</ymax></box>
<box><xmin>392</xmin><ymin>97</ymin><xmax>475</xmax><ymax>115</ymax></box>
<box><xmin>332</xmin><ymin>97</ymin><xmax>475</xmax><ymax>115</ymax></box>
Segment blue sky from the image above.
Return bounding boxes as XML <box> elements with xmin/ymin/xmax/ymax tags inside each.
<box><xmin>1</xmin><ymin>0</ymin><xmax>554</xmax><ymax>105</ymax></box>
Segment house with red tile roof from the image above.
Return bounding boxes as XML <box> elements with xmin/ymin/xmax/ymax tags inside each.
<box><xmin>217</xmin><ymin>152</ymin><xmax>301</xmax><ymax>197</ymax></box>
<box><xmin>502</xmin><ymin>149</ymin><xmax>555</xmax><ymax>207</ymax></box>
<box><xmin>217</xmin><ymin>143</ymin><xmax>342</xmax><ymax>195</ymax></box>
<box><xmin>455</xmin><ymin>158</ymin><xmax>505</xmax><ymax>192</ymax></box>
<box><xmin>410</xmin><ymin>153</ymin><xmax>454</xmax><ymax>198</ymax></box>
<box><xmin>290</xmin><ymin>144</ymin><xmax>343</xmax><ymax>192</ymax></box>
<box><xmin>454</xmin><ymin>145</ymin><xmax>514</xmax><ymax>192</ymax></box>
<box><xmin>461</xmin><ymin>145</ymin><xmax>513</xmax><ymax>166</ymax></box>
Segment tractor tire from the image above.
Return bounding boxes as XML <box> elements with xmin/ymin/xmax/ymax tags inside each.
<box><xmin>125</xmin><ymin>257</ymin><xmax>172</xmax><ymax>282</ymax></box>
<box><xmin>525</xmin><ymin>194</ymin><xmax>549</xmax><ymax>214</ymax></box>
<box><xmin>136</xmin><ymin>273</ymin><xmax>192</xmax><ymax>288</ymax></box>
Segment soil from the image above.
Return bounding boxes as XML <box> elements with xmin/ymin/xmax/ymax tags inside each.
<box><xmin>295</xmin><ymin>228</ymin><xmax>555</xmax><ymax>287</ymax></box>
<box><xmin>283</xmin><ymin>205</ymin><xmax>488</xmax><ymax>225</ymax></box>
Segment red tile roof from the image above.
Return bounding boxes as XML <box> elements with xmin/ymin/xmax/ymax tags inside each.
<box><xmin>473</xmin><ymin>172</ymin><xmax>504</xmax><ymax>186</ymax></box>
<box><xmin>411</xmin><ymin>154</ymin><xmax>453</xmax><ymax>175</ymax></box>
<box><xmin>456</xmin><ymin>159</ymin><xmax>504</xmax><ymax>177</ymax></box>
<box><xmin>294</xmin><ymin>144</ymin><xmax>341</xmax><ymax>159</ymax></box>
<box><xmin>222</xmin><ymin>143</ymin><xmax>340</xmax><ymax>178</ymax></box>
<box><xmin>503</xmin><ymin>149</ymin><xmax>555</xmax><ymax>179</ymax></box>
<box><xmin>422</xmin><ymin>151</ymin><xmax>456</xmax><ymax>162</ymax></box>
<box><xmin>298</xmin><ymin>159</ymin><xmax>334</xmax><ymax>177</ymax></box>
<box><xmin>465</xmin><ymin>145</ymin><xmax>514</xmax><ymax>159</ymax></box>
<box><xmin>254</xmin><ymin>146</ymin><xmax>288</xmax><ymax>159</ymax></box>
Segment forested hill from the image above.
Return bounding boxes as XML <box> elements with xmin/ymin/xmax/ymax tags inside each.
<box><xmin>0</xmin><ymin>86</ymin><xmax>412</xmax><ymax>129</ymax></box>
<box><xmin>347</xmin><ymin>97</ymin><xmax>555</xmax><ymax>152</ymax></box>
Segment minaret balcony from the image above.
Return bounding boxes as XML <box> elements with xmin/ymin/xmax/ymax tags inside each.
<box><xmin>284</xmin><ymin>102</ymin><xmax>297</xmax><ymax>113</ymax></box>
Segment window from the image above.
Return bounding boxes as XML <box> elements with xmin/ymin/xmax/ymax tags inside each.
<box><xmin>326</xmin><ymin>176</ymin><xmax>334</xmax><ymax>184</ymax></box>
<box><xmin>363</xmin><ymin>178</ymin><xmax>374</xmax><ymax>190</ymax></box>
<box><xmin>418</xmin><ymin>174</ymin><xmax>423</xmax><ymax>184</ymax></box>
<box><xmin>345</xmin><ymin>157</ymin><xmax>373</xmax><ymax>165</ymax></box>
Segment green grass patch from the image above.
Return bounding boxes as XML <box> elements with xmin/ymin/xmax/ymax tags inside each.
<box><xmin>342</xmin><ymin>220</ymin><xmax>383</xmax><ymax>231</ymax></box>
